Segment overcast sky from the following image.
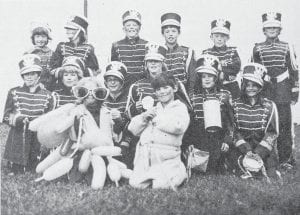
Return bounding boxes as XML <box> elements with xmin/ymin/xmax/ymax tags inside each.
<box><xmin>0</xmin><ymin>0</ymin><xmax>299</xmax><ymax>121</ymax></box>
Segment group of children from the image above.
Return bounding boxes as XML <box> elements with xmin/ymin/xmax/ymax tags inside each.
<box><xmin>3</xmin><ymin>10</ymin><xmax>298</xmax><ymax>190</ymax></box>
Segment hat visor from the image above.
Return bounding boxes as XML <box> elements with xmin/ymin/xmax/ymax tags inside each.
<box><xmin>211</xmin><ymin>27</ymin><xmax>230</xmax><ymax>35</ymax></box>
<box><xmin>195</xmin><ymin>67</ymin><xmax>218</xmax><ymax>76</ymax></box>
<box><xmin>20</xmin><ymin>66</ymin><xmax>42</xmax><ymax>75</ymax></box>
<box><xmin>242</xmin><ymin>75</ymin><xmax>263</xmax><ymax>87</ymax></box>
<box><xmin>104</xmin><ymin>70</ymin><xmax>124</xmax><ymax>81</ymax></box>
<box><xmin>145</xmin><ymin>53</ymin><xmax>165</xmax><ymax>62</ymax></box>
<box><xmin>123</xmin><ymin>18</ymin><xmax>141</xmax><ymax>25</ymax></box>
<box><xmin>161</xmin><ymin>19</ymin><xmax>180</xmax><ymax>27</ymax></box>
<box><xmin>64</xmin><ymin>22</ymin><xmax>79</xmax><ymax>30</ymax></box>
<box><xmin>263</xmin><ymin>21</ymin><xmax>281</xmax><ymax>28</ymax></box>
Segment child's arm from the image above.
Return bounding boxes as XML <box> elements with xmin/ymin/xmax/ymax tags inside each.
<box><xmin>222</xmin><ymin>48</ymin><xmax>241</xmax><ymax>77</ymax></box>
<box><xmin>254</xmin><ymin>101</ymin><xmax>279</xmax><ymax>159</ymax></box>
<box><xmin>155</xmin><ymin>103</ymin><xmax>190</xmax><ymax>135</ymax></box>
<box><xmin>86</xmin><ymin>45</ymin><xmax>100</xmax><ymax>76</ymax></box>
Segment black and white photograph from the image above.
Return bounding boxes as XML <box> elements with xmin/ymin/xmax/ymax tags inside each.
<box><xmin>0</xmin><ymin>0</ymin><xmax>299</xmax><ymax>214</ymax></box>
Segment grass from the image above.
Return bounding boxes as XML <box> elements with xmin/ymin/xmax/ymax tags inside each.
<box><xmin>1</xmin><ymin>123</ymin><xmax>300</xmax><ymax>215</ymax></box>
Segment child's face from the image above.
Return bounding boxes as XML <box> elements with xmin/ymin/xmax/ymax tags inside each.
<box><xmin>123</xmin><ymin>20</ymin><xmax>140</xmax><ymax>39</ymax></box>
<box><xmin>34</xmin><ymin>34</ymin><xmax>48</xmax><ymax>48</ymax></box>
<box><xmin>201</xmin><ymin>73</ymin><xmax>216</xmax><ymax>89</ymax></box>
<box><xmin>211</xmin><ymin>33</ymin><xmax>229</xmax><ymax>47</ymax></box>
<box><xmin>264</xmin><ymin>27</ymin><xmax>281</xmax><ymax>39</ymax></box>
<box><xmin>147</xmin><ymin>60</ymin><xmax>163</xmax><ymax>79</ymax></box>
<box><xmin>155</xmin><ymin>85</ymin><xmax>175</xmax><ymax>105</ymax></box>
<box><xmin>163</xmin><ymin>26</ymin><xmax>179</xmax><ymax>45</ymax></box>
<box><xmin>244</xmin><ymin>80</ymin><xmax>262</xmax><ymax>97</ymax></box>
<box><xmin>23</xmin><ymin>71</ymin><xmax>40</xmax><ymax>87</ymax></box>
<box><xmin>66</xmin><ymin>28</ymin><xmax>78</xmax><ymax>40</ymax></box>
<box><xmin>62</xmin><ymin>72</ymin><xmax>79</xmax><ymax>87</ymax></box>
<box><xmin>105</xmin><ymin>76</ymin><xmax>123</xmax><ymax>94</ymax></box>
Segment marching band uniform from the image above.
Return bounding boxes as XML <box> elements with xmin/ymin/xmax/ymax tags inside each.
<box><xmin>25</xmin><ymin>22</ymin><xmax>54</xmax><ymax>90</ymax></box>
<box><xmin>111</xmin><ymin>10</ymin><xmax>148</xmax><ymax>90</ymax></box>
<box><xmin>184</xmin><ymin>55</ymin><xmax>234</xmax><ymax>174</ymax></box>
<box><xmin>103</xmin><ymin>62</ymin><xmax>130</xmax><ymax>142</ymax></box>
<box><xmin>231</xmin><ymin>63</ymin><xmax>279</xmax><ymax>178</ymax></box>
<box><xmin>3</xmin><ymin>55</ymin><xmax>53</xmax><ymax>172</ymax></box>
<box><xmin>52</xmin><ymin>57</ymin><xmax>84</xmax><ymax>108</ymax></box>
<box><xmin>251</xmin><ymin>12</ymin><xmax>299</xmax><ymax>166</ymax></box>
<box><xmin>161</xmin><ymin>13</ymin><xmax>196</xmax><ymax>95</ymax></box>
<box><xmin>50</xmin><ymin>15</ymin><xmax>99</xmax><ymax>78</ymax></box>
<box><xmin>203</xmin><ymin>19</ymin><xmax>241</xmax><ymax>99</ymax></box>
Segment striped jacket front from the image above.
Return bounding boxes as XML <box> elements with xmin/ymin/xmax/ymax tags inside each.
<box><xmin>165</xmin><ymin>44</ymin><xmax>196</xmax><ymax>93</ymax></box>
<box><xmin>50</xmin><ymin>41</ymin><xmax>99</xmax><ymax>76</ymax></box>
<box><xmin>232</xmin><ymin>97</ymin><xmax>278</xmax><ymax>152</ymax></box>
<box><xmin>111</xmin><ymin>37</ymin><xmax>148</xmax><ymax>89</ymax></box>
<box><xmin>252</xmin><ymin>38</ymin><xmax>299</xmax><ymax>103</ymax></box>
<box><xmin>203</xmin><ymin>46</ymin><xmax>241</xmax><ymax>81</ymax></box>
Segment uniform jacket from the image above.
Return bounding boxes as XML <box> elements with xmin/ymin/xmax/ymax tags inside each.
<box><xmin>25</xmin><ymin>46</ymin><xmax>54</xmax><ymax>89</ymax></box>
<box><xmin>53</xmin><ymin>86</ymin><xmax>77</xmax><ymax>108</ymax></box>
<box><xmin>232</xmin><ymin>96</ymin><xmax>279</xmax><ymax>158</ymax></box>
<box><xmin>103</xmin><ymin>90</ymin><xmax>130</xmax><ymax>142</ymax></box>
<box><xmin>3</xmin><ymin>85</ymin><xmax>53</xmax><ymax>165</ymax></box>
<box><xmin>127</xmin><ymin>78</ymin><xmax>157</xmax><ymax>118</ymax></box>
<box><xmin>203</xmin><ymin>45</ymin><xmax>241</xmax><ymax>82</ymax></box>
<box><xmin>50</xmin><ymin>41</ymin><xmax>99</xmax><ymax>76</ymax></box>
<box><xmin>186</xmin><ymin>88</ymin><xmax>234</xmax><ymax>149</ymax></box>
<box><xmin>252</xmin><ymin>38</ymin><xmax>299</xmax><ymax>103</ymax></box>
<box><xmin>111</xmin><ymin>37</ymin><xmax>148</xmax><ymax>89</ymax></box>
<box><xmin>165</xmin><ymin>44</ymin><xmax>196</xmax><ymax>94</ymax></box>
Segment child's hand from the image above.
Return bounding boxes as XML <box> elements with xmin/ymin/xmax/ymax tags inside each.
<box><xmin>142</xmin><ymin>109</ymin><xmax>156</xmax><ymax>122</ymax></box>
<box><xmin>135</xmin><ymin>100</ymin><xmax>143</xmax><ymax>113</ymax></box>
<box><xmin>111</xmin><ymin>109</ymin><xmax>121</xmax><ymax>120</ymax></box>
<box><xmin>221</xmin><ymin>143</ymin><xmax>229</xmax><ymax>152</ymax></box>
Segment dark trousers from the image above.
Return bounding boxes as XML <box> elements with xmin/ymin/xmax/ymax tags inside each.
<box><xmin>276</xmin><ymin>103</ymin><xmax>293</xmax><ymax>164</ymax></box>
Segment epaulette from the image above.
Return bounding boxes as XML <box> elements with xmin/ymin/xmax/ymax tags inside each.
<box><xmin>262</xmin><ymin>97</ymin><xmax>273</xmax><ymax>107</ymax></box>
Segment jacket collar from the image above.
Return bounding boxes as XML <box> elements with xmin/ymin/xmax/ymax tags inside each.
<box><xmin>125</xmin><ymin>36</ymin><xmax>140</xmax><ymax>44</ymax></box>
<box><xmin>166</xmin><ymin>43</ymin><xmax>179</xmax><ymax>51</ymax></box>
<box><xmin>22</xmin><ymin>84</ymin><xmax>41</xmax><ymax>93</ymax></box>
<box><xmin>212</xmin><ymin>45</ymin><xmax>227</xmax><ymax>51</ymax></box>
<box><xmin>33</xmin><ymin>45</ymin><xmax>51</xmax><ymax>53</ymax></box>
<box><xmin>265</xmin><ymin>37</ymin><xmax>280</xmax><ymax>44</ymax></box>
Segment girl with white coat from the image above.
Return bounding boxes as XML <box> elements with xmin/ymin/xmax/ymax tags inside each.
<box><xmin>128</xmin><ymin>73</ymin><xmax>190</xmax><ymax>190</ymax></box>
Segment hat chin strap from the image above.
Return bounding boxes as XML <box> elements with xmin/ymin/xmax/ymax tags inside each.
<box><xmin>71</xmin><ymin>29</ymin><xmax>81</xmax><ymax>42</ymax></box>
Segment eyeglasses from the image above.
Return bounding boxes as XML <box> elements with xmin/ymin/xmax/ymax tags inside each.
<box><xmin>72</xmin><ymin>86</ymin><xmax>109</xmax><ymax>100</ymax></box>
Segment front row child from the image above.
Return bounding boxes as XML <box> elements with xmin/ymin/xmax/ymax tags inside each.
<box><xmin>128</xmin><ymin>73</ymin><xmax>190</xmax><ymax>190</ymax></box>
<box><xmin>231</xmin><ymin>63</ymin><xmax>280</xmax><ymax>179</ymax></box>
<box><xmin>3</xmin><ymin>54</ymin><xmax>53</xmax><ymax>175</ymax></box>
<box><xmin>53</xmin><ymin>56</ymin><xmax>85</xmax><ymax>108</ymax></box>
<box><xmin>184</xmin><ymin>54</ymin><xmax>234</xmax><ymax>175</ymax></box>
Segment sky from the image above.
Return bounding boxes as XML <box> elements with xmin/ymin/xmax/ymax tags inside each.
<box><xmin>0</xmin><ymin>0</ymin><xmax>299</xmax><ymax>121</ymax></box>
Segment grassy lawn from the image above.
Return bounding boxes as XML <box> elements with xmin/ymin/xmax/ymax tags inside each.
<box><xmin>1</xmin><ymin>123</ymin><xmax>300</xmax><ymax>215</ymax></box>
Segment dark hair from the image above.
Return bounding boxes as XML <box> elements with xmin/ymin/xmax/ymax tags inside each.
<box><xmin>194</xmin><ymin>72</ymin><xmax>221</xmax><ymax>94</ymax></box>
<box><xmin>240</xmin><ymin>79</ymin><xmax>264</xmax><ymax>102</ymax></box>
<box><xmin>31</xmin><ymin>27</ymin><xmax>51</xmax><ymax>45</ymax></box>
<box><xmin>161</xmin><ymin>25</ymin><xmax>181</xmax><ymax>35</ymax></box>
<box><xmin>151</xmin><ymin>72</ymin><xmax>177</xmax><ymax>90</ymax></box>
<box><xmin>77</xmin><ymin>30</ymin><xmax>87</xmax><ymax>44</ymax></box>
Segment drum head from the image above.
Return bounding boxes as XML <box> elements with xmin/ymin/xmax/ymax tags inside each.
<box><xmin>243</xmin><ymin>156</ymin><xmax>263</xmax><ymax>172</ymax></box>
